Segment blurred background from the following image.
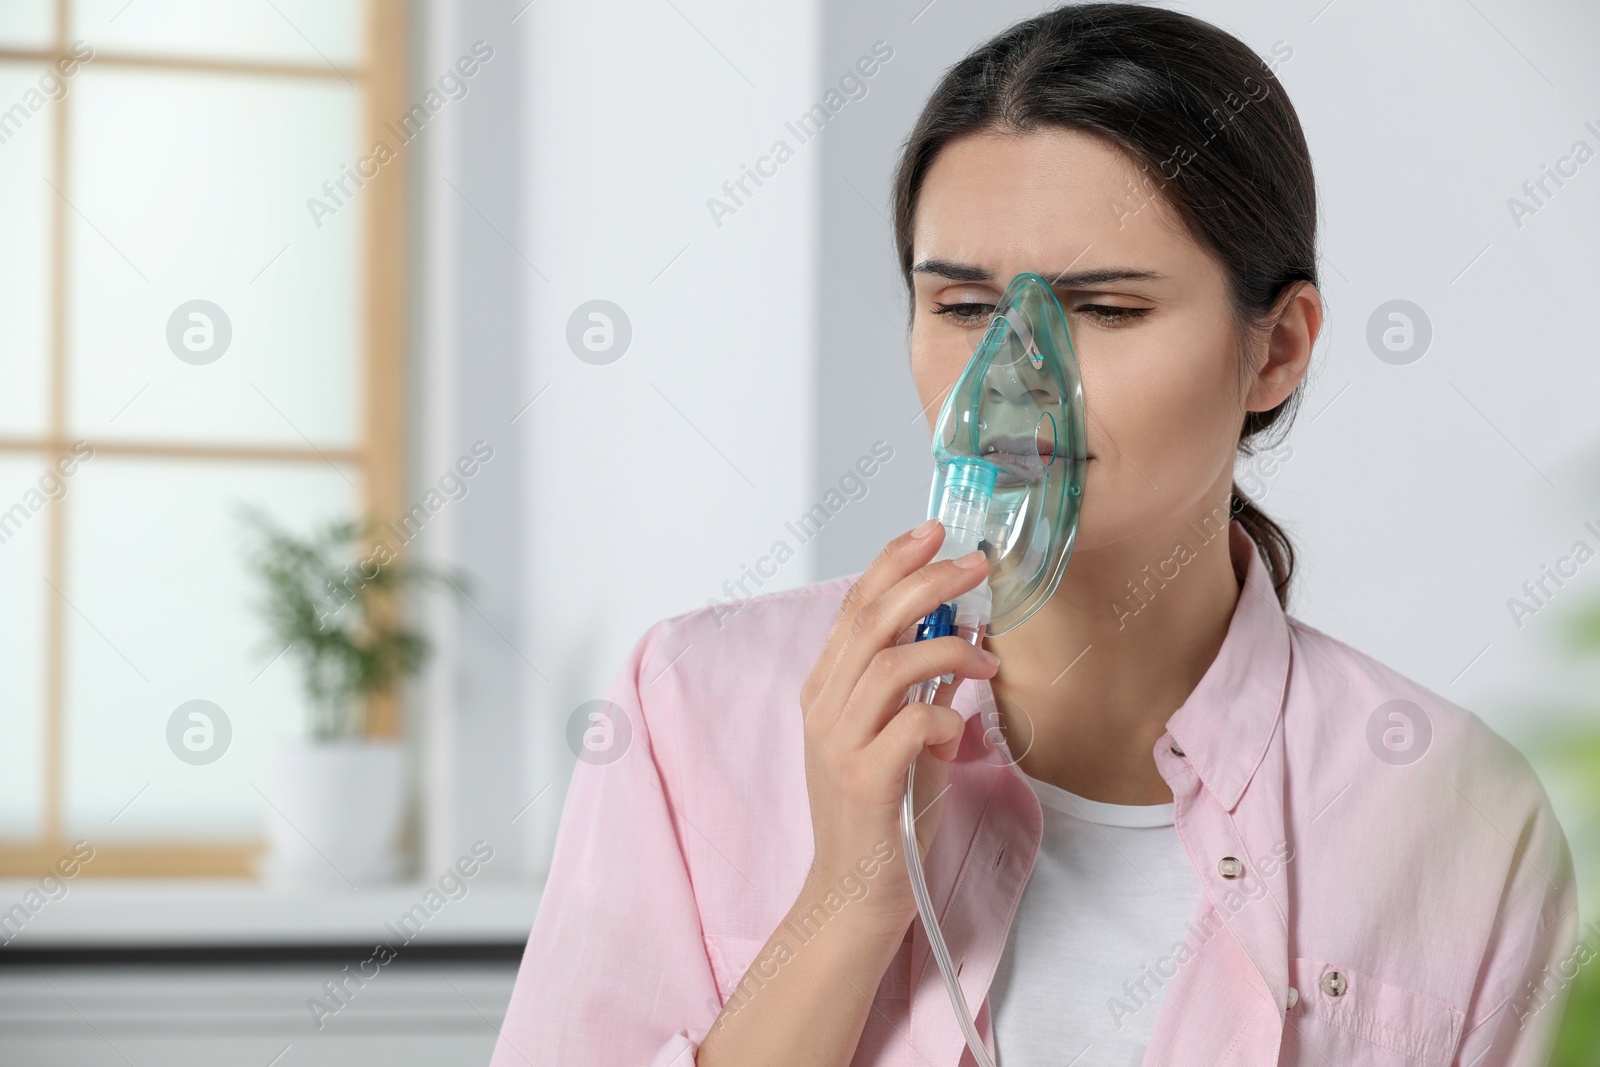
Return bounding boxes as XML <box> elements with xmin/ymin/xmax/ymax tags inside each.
<box><xmin>0</xmin><ymin>0</ymin><xmax>1596</xmax><ymax>1063</ymax></box>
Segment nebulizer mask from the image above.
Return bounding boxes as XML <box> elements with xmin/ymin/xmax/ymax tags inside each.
<box><xmin>899</xmin><ymin>272</ymin><xmax>1087</xmax><ymax>1067</ymax></box>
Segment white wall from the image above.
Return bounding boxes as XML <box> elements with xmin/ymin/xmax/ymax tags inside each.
<box><xmin>513</xmin><ymin>0</ymin><xmax>822</xmax><ymax>874</ymax></box>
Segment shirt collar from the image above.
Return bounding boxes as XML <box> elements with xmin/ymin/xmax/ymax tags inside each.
<box><xmin>1162</xmin><ymin>519</ymin><xmax>1292</xmax><ymax>812</ymax></box>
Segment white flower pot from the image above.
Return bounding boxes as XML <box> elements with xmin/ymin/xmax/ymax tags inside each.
<box><xmin>258</xmin><ymin>741</ymin><xmax>407</xmax><ymax>887</ymax></box>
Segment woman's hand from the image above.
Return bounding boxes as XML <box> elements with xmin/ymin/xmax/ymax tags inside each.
<box><xmin>697</xmin><ymin>520</ymin><xmax>996</xmax><ymax>1067</ymax></box>
<box><xmin>798</xmin><ymin>518</ymin><xmax>998</xmax><ymax>937</ymax></box>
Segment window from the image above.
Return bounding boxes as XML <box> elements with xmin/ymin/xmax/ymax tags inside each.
<box><xmin>0</xmin><ymin>0</ymin><xmax>408</xmax><ymax>876</ymax></box>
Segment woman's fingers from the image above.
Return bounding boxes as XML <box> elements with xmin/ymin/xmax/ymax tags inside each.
<box><xmin>824</xmin><ymin>520</ymin><xmax>942</xmax><ymax>649</ymax></box>
<box><xmin>835</xmin><ymin>635</ymin><xmax>998</xmax><ymax>751</ymax></box>
<box><xmin>806</xmin><ymin>549</ymin><xmax>989</xmax><ymax>736</ymax></box>
<box><xmin>826</xmin><ymin>546</ymin><xmax>987</xmax><ymax>685</ymax></box>
<box><xmin>866</xmin><ymin>700</ymin><xmax>967</xmax><ymax>780</ymax></box>
<box><xmin>802</xmin><ymin>520</ymin><xmax>943</xmax><ymax>719</ymax></box>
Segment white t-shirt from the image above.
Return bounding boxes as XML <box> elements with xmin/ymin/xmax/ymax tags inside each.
<box><xmin>988</xmin><ymin>772</ymin><xmax>1204</xmax><ymax>1067</ymax></box>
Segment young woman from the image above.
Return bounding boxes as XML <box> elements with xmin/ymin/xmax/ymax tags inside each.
<box><xmin>493</xmin><ymin>5</ymin><xmax>1577</xmax><ymax>1065</ymax></box>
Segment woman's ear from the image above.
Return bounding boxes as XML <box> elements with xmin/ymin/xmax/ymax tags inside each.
<box><xmin>1245</xmin><ymin>282</ymin><xmax>1321</xmax><ymax>413</ymax></box>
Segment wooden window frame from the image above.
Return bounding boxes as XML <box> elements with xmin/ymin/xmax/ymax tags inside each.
<box><xmin>0</xmin><ymin>0</ymin><xmax>409</xmax><ymax>878</ymax></box>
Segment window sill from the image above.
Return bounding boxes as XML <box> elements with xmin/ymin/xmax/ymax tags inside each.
<box><xmin>0</xmin><ymin>878</ymin><xmax>543</xmax><ymax>949</ymax></box>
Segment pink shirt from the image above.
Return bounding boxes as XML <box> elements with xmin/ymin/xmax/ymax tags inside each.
<box><xmin>494</xmin><ymin>521</ymin><xmax>1579</xmax><ymax>1066</ymax></box>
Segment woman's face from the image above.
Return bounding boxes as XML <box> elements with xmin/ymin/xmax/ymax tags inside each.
<box><xmin>909</xmin><ymin>126</ymin><xmax>1306</xmax><ymax>552</ymax></box>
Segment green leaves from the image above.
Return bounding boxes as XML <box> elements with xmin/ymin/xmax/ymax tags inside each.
<box><xmin>239</xmin><ymin>507</ymin><xmax>463</xmax><ymax>741</ymax></box>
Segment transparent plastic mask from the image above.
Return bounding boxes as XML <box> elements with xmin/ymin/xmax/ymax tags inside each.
<box><xmin>926</xmin><ymin>271</ymin><xmax>1088</xmax><ymax>636</ymax></box>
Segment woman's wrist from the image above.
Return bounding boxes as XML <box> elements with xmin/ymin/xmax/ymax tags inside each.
<box><xmin>801</xmin><ymin>842</ymin><xmax>917</xmax><ymax>948</ymax></box>
<box><xmin>698</xmin><ymin>854</ymin><xmax>914</xmax><ymax>1067</ymax></box>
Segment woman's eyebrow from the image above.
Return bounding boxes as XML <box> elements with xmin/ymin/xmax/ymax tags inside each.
<box><xmin>911</xmin><ymin>258</ymin><xmax>1165</xmax><ymax>288</ymax></box>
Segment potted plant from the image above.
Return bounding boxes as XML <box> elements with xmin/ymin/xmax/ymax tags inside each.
<box><xmin>241</xmin><ymin>509</ymin><xmax>457</xmax><ymax>887</ymax></box>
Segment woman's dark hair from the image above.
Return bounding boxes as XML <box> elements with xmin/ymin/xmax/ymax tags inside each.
<box><xmin>891</xmin><ymin>1</ymin><xmax>1313</xmax><ymax>608</ymax></box>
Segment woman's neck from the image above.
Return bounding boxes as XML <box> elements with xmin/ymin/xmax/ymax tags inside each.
<box><xmin>983</xmin><ymin>493</ymin><xmax>1245</xmax><ymax>806</ymax></box>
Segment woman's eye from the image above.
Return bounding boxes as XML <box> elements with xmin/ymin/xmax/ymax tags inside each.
<box><xmin>929</xmin><ymin>301</ymin><xmax>996</xmax><ymax>326</ymax></box>
<box><xmin>932</xmin><ymin>300</ymin><xmax>1151</xmax><ymax>328</ymax></box>
<box><xmin>1073</xmin><ymin>304</ymin><xmax>1152</xmax><ymax>327</ymax></box>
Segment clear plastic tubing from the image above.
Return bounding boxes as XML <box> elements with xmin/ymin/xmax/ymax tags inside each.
<box><xmin>900</xmin><ymin>457</ymin><xmax>998</xmax><ymax>1067</ymax></box>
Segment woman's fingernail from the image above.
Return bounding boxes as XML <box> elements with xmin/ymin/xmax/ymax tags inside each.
<box><xmin>953</xmin><ymin>549</ymin><xmax>987</xmax><ymax>569</ymax></box>
<box><xmin>910</xmin><ymin>518</ymin><xmax>940</xmax><ymax>540</ymax></box>
<box><xmin>978</xmin><ymin>649</ymin><xmax>1000</xmax><ymax>668</ymax></box>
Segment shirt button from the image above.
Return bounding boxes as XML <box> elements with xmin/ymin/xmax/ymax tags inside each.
<box><xmin>1217</xmin><ymin>856</ymin><xmax>1244</xmax><ymax>879</ymax></box>
<box><xmin>1286</xmin><ymin>986</ymin><xmax>1299</xmax><ymax>1010</ymax></box>
<box><xmin>1169</xmin><ymin>739</ymin><xmax>1185</xmax><ymax>757</ymax></box>
<box><xmin>1320</xmin><ymin>970</ymin><xmax>1348</xmax><ymax>997</ymax></box>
